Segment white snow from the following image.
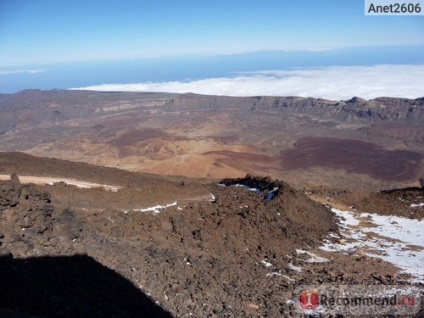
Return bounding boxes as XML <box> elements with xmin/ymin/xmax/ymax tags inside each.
<box><xmin>332</xmin><ymin>208</ymin><xmax>360</xmax><ymax>227</ymax></box>
<box><xmin>281</xmin><ymin>275</ymin><xmax>294</xmax><ymax>281</ymax></box>
<box><xmin>296</xmin><ymin>249</ymin><xmax>329</xmax><ymax>263</ymax></box>
<box><xmin>321</xmin><ymin>208</ymin><xmax>424</xmax><ymax>282</ymax></box>
<box><xmin>261</xmin><ymin>260</ymin><xmax>273</xmax><ymax>268</ymax></box>
<box><xmin>233</xmin><ymin>184</ymin><xmax>261</xmax><ymax>193</ymax></box>
<box><xmin>266</xmin><ymin>271</ymin><xmax>293</xmax><ymax>281</ymax></box>
<box><xmin>218</xmin><ymin>183</ymin><xmax>261</xmax><ymax>193</ymax></box>
<box><xmin>411</xmin><ymin>203</ymin><xmax>424</xmax><ymax>208</ymax></box>
<box><xmin>302</xmin><ymin>306</ymin><xmax>326</xmax><ymax>316</ymax></box>
<box><xmin>266</xmin><ymin>271</ymin><xmax>282</xmax><ymax>277</ymax></box>
<box><xmin>288</xmin><ymin>263</ymin><xmax>303</xmax><ymax>272</ymax></box>
<box><xmin>305</xmin><ymin>254</ymin><xmax>329</xmax><ymax>263</ymax></box>
<box><xmin>364</xmin><ymin>213</ymin><xmax>423</xmax><ymax>247</ymax></box>
<box><xmin>133</xmin><ymin>201</ymin><xmax>177</xmax><ymax>214</ymax></box>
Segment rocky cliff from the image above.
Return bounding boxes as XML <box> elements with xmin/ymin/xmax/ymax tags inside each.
<box><xmin>0</xmin><ymin>90</ymin><xmax>423</xmax><ymax>127</ymax></box>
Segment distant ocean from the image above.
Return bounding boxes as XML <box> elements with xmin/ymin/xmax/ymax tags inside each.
<box><xmin>1</xmin><ymin>45</ymin><xmax>423</xmax><ymax>99</ymax></box>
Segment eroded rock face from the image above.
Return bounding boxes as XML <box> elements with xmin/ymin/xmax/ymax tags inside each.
<box><xmin>0</xmin><ymin>174</ymin><xmax>82</xmax><ymax>258</ymax></box>
<box><xmin>0</xmin><ymin>173</ymin><xmax>22</xmax><ymax>211</ymax></box>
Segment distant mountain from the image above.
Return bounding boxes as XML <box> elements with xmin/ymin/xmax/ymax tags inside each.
<box><xmin>0</xmin><ymin>89</ymin><xmax>423</xmax><ymax>189</ymax></box>
<box><xmin>0</xmin><ymin>89</ymin><xmax>423</xmax><ymax>126</ymax></box>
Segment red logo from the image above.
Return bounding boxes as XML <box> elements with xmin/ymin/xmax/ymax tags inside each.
<box><xmin>299</xmin><ymin>289</ymin><xmax>320</xmax><ymax>309</ymax></box>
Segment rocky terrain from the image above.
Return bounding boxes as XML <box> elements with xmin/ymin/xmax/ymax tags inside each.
<box><xmin>0</xmin><ymin>89</ymin><xmax>423</xmax><ymax>316</ymax></box>
<box><xmin>0</xmin><ymin>89</ymin><xmax>423</xmax><ymax>189</ymax></box>
<box><xmin>0</xmin><ymin>153</ymin><xmax>423</xmax><ymax>317</ymax></box>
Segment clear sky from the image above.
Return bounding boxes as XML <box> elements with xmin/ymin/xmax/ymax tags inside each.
<box><xmin>1</xmin><ymin>0</ymin><xmax>423</xmax><ymax>66</ymax></box>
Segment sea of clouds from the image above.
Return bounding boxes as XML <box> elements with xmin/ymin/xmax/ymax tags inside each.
<box><xmin>74</xmin><ymin>64</ymin><xmax>424</xmax><ymax>100</ymax></box>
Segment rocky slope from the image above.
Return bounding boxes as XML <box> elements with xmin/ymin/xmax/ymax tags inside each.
<box><xmin>0</xmin><ymin>171</ymin><xmax>334</xmax><ymax>317</ymax></box>
<box><xmin>0</xmin><ymin>153</ymin><xmax>422</xmax><ymax>317</ymax></box>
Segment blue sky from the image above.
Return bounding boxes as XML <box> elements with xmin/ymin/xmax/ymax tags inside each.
<box><xmin>1</xmin><ymin>0</ymin><xmax>423</xmax><ymax>66</ymax></box>
<box><xmin>0</xmin><ymin>0</ymin><xmax>423</xmax><ymax>97</ymax></box>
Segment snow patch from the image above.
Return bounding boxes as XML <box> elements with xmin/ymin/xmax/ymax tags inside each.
<box><xmin>265</xmin><ymin>187</ymin><xmax>279</xmax><ymax>201</ymax></box>
<box><xmin>261</xmin><ymin>260</ymin><xmax>273</xmax><ymax>268</ymax></box>
<box><xmin>410</xmin><ymin>203</ymin><xmax>424</xmax><ymax>208</ymax></box>
<box><xmin>233</xmin><ymin>184</ymin><xmax>262</xmax><ymax>193</ymax></box>
<box><xmin>217</xmin><ymin>183</ymin><xmax>279</xmax><ymax>200</ymax></box>
<box><xmin>266</xmin><ymin>271</ymin><xmax>294</xmax><ymax>281</ymax></box>
<box><xmin>296</xmin><ymin>249</ymin><xmax>329</xmax><ymax>263</ymax></box>
<box><xmin>133</xmin><ymin>201</ymin><xmax>177</xmax><ymax>214</ymax></box>
<box><xmin>288</xmin><ymin>263</ymin><xmax>302</xmax><ymax>272</ymax></box>
<box><xmin>322</xmin><ymin>208</ymin><xmax>424</xmax><ymax>282</ymax></box>
<box><xmin>266</xmin><ymin>271</ymin><xmax>282</xmax><ymax>277</ymax></box>
<box><xmin>332</xmin><ymin>208</ymin><xmax>360</xmax><ymax>227</ymax></box>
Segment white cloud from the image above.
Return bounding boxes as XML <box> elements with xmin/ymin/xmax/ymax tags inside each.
<box><xmin>0</xmin><ymin>69</ymin><xmax>45</xmax><ymax>76</ymax></box>
<box><xmin>73</xmin><ymin>64</ymin><xmax>424</xmax><ymax>100</ymax></box>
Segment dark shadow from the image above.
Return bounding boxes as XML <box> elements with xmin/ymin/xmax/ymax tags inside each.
<box><xmin>380</xmin><ymin>186</ymin><xmax>424</xmax><ymax>194</ymax></box>
<box><xmin>0</xmin><ymin>254</ymin><xmax>173</xmax><ymax>318</ymax></box>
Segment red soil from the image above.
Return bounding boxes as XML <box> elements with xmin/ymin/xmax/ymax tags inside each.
<box><xmin>280</xmin><ymin>137</ymin><xmax>423</xmax><ymax>182</ymax></box>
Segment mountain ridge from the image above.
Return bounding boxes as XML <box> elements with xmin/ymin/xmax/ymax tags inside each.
<box><xmin>1</xmin><ymin>89</ymin><xmax>423</xmax><ymax>124</ymax></box>
<box><xmin>0</xmin><ymin>89</ymin><xmax>423</xmax><ymax>189</ymax></box>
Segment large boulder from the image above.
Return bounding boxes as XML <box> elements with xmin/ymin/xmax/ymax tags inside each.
<box><xmin>0</xmin><ymin>173</ymin><xmax>22</xmax><ymax>211</ymax></box>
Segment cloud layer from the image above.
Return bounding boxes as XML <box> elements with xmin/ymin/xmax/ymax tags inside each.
<box><xmin>0</xmin><ymin>69</ymin><xmax>44</xmax><ymax>76</ymax></box>
<box><xmin>74</xmin><ymin>64</ymin><xmax>424</xmax><ymax>100</ymax></box>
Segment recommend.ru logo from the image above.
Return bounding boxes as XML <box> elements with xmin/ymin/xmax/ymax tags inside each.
<box><xmin>292</xmin><ymin>285</ymin><xmax>421</xmax><ymax>316</ymax></box>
